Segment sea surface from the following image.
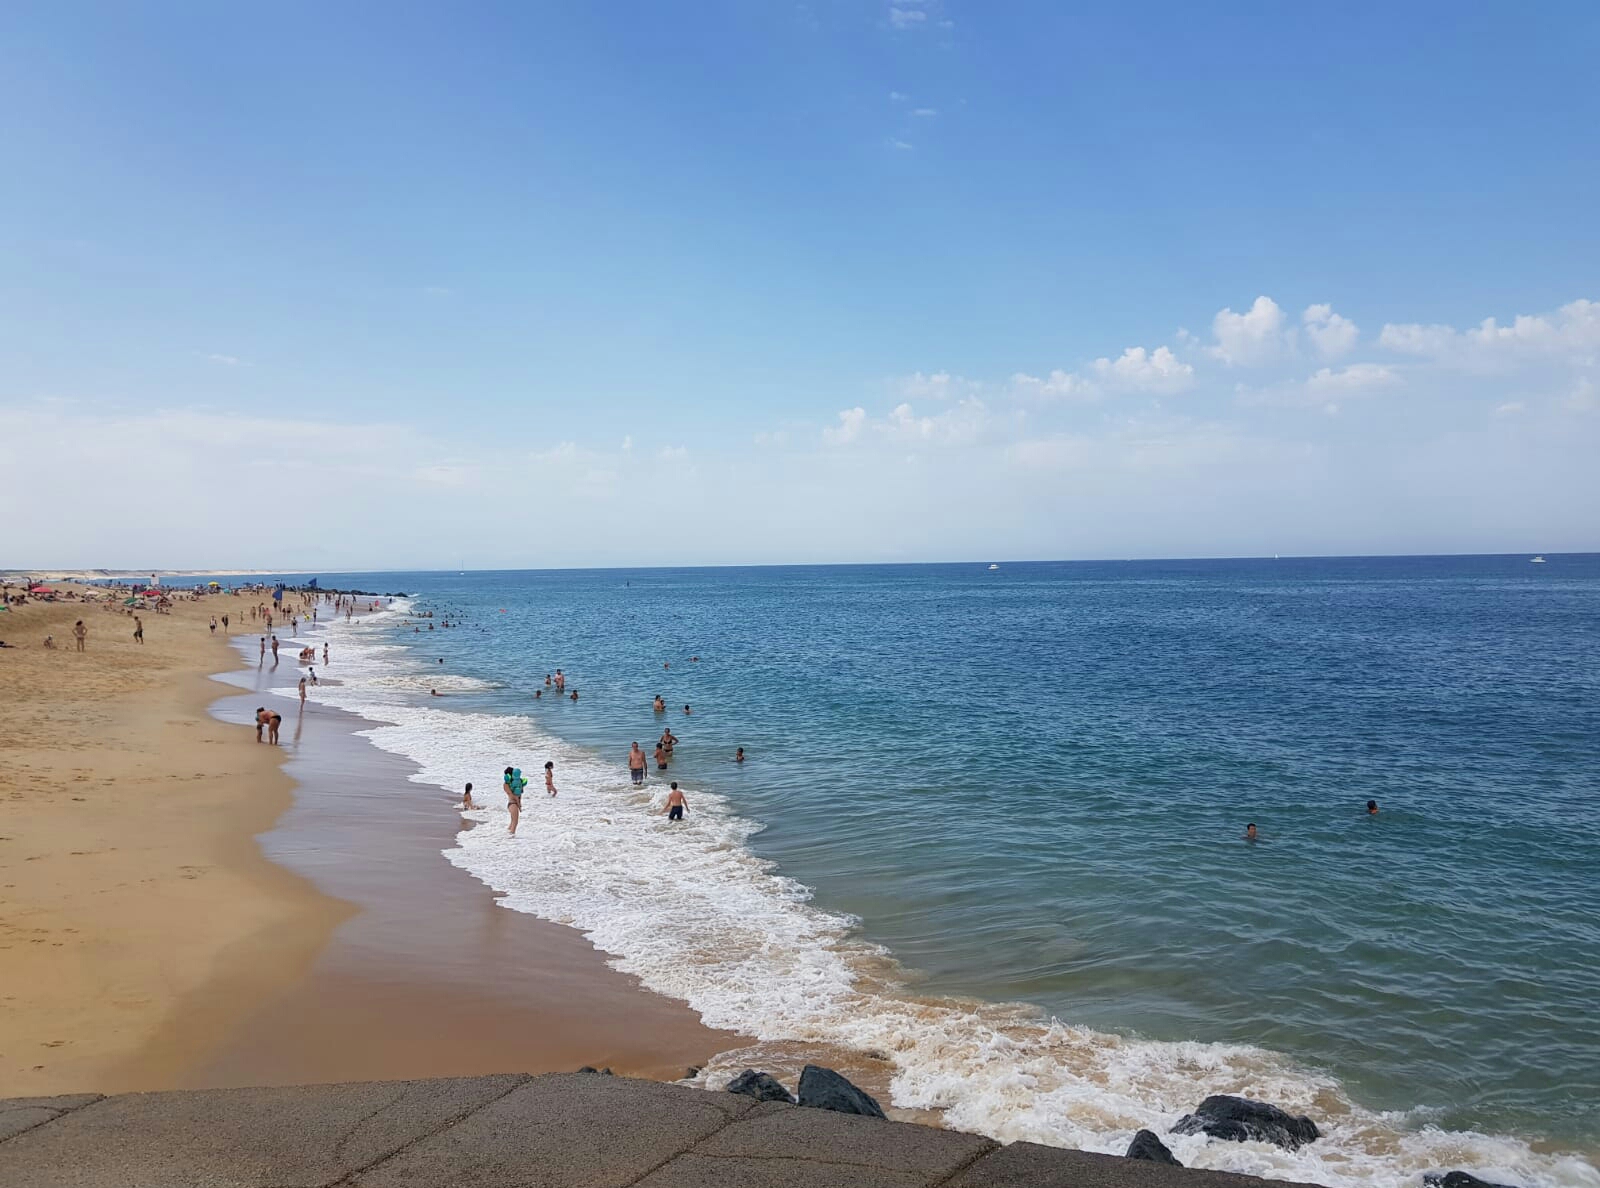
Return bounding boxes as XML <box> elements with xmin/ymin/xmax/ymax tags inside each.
<box><xmin>243</xmin><ymin>556</ymin><xmax>1599</xmax><ymax>1187</ymax></box>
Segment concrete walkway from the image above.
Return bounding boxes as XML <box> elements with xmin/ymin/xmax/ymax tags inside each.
<box><xmin>0</xmin><ymin>1072</ymin><xmax>1320</xmax><ymax>1188</ymax></box>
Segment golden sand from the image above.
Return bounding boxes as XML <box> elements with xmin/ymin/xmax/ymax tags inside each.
<box><xmin>0</xmin><ymin>583</ymin><xmax>348</xmax><ymax>1094</ymax></box>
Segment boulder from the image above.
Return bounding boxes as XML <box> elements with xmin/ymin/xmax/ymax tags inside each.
<box><xmin>796</xmin><ymin>1065</ymin><xmax>886</xmax><ymax>1118</ymax></box>
<box><xmin>1169</xmin><ymin>1095</ymin><xmax>1320</xmax><ymax>1151</ymax></box>
<box><xmin>1424</xmin><ymin>1174</ymin><xmax>1517</xmax><ymax>1188</ymax></box>
<box><xmin>725</xmin><ymin>1070</ymin><xmax>796</xmax><ymax>1104</ymax></box>
<box><xmin>1126</xmin><ymin>1129</ymin><xmax>1182</xmax><ymax>1165</ymax></box>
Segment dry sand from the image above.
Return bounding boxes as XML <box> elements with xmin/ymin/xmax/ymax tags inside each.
<box><xmin>0</xmin><ymin>581</ymin><xmax>739</xmax><ymax>1096</ymax></box>
<box><xmin>0</xmin><ymin>584</ymin><xmax>346</xmax><ymax>1094</ymax></box>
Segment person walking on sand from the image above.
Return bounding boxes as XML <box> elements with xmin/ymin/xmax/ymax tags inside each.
<box><xmin>503</xmin><ymin>766</ymin><xmax>526</xmax><ymax>835</ymax></box>
<box><xmin>298</xmin><ymin>677</ymin><xmax>307</xmax><ymax>707</ymax></box>
<box><xmin>72</xmin><ymin>620</ymin><xmax>87</xmax><ymax>651</ymax></box>
<box><xmin>133</xmin><ymin>616</ymin><xmax>143</xmax><ymax>645</ymax></box>
<box><xmin>544</xmin><ymin>760</ymin><xmax>557</xmax><ymax>797</ymax></box>
<box><xmin>210</xmin><ymin>616</ymin><xmax>217</xmax><ymax>635</ymax></box>
<box><xmin>628</xmin><ymin>742</ymin><xmax>647</xmax><ymax>785</ymax></box>
<box><xmin>664</xmin><ymin>782</ymin><xmax>688</xmax><ymax>822</ymax></box>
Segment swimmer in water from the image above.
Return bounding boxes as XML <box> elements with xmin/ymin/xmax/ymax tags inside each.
<box><xmin>683</xmin><ymin>704</ymin><xmax>691</xmax><ymax>715</ymax></box>
<box><xmin>653</xmin><ymin>695</ymin><xmax>665</xmax><ymax>712</ymax></box>
<box><xmin>1244</xmin><ymin>823</ymin><xmax>1258</xmax><ymax>841</ymax></box>
<box><xmin>1367</xmin><ymin>799</ymin><xmax>1379</xmax><ymax>815</ymax></box>
<box><xmin>461</xmin><ymin>782</ymin><xmax>475</xmax><ymax>809</ymax></box>
<box><xmin>735</xmin><ymin>747</ymin><xmax>745</xmax><ymax>763</ymax></box>
<box><xmin>629</xmin><ymin>742</ymin><xmax>647</xmax><ymax>785</ymax></box>
<box><xmin>654</xmin><ymin>742</ymin><xmax>669</xmax><ymax>771</ymax></box>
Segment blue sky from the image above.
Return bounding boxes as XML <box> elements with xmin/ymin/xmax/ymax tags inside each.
<box><xmin>3</xmin><ymin>2</ymin><xmax>1598</xmax><ymax>569</ymax></box>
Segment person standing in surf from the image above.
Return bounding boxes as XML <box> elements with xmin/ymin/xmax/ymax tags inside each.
<box><xmin>663</xmin><ymin>782</ymin><xmax>688</xmax><ymax>822</ymax></box>
<box><xmin>503</xmin><ymin>766</ymin><xmax>526</xmax><ymax>835</ymax></box>
<box><xmin>628</xmin><ymin>742</ymin><xmax>647</xmax><ymax>785</ymax></box>
<box><xmin>544</xmin><ymin>761</ymin><xmax>557</xmax><ymax>797</ymax></box>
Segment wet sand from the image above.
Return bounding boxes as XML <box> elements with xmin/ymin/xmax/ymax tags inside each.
<box><xmin>186</xmin><ymin>644</ymin><xmax>741</xmax><ymax>1086</ymax></box>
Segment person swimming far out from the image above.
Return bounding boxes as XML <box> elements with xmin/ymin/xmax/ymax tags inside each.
<box><xmin>1244</xmin><ymin>823</ymin><xmax>1258</xmax><ymax>841</ymax></box>
<box><xmin>653</xmin><ymin>695</ymin><xmax>665</xmax><ymax>712</ymax></box>
<box><xmin>735</xmin><ymin>747</ymin><xmax>745</xmax><ymax>763</ymax></box>
<box><xmin>1367</xmin><ymin>799</ymin><xmax>1379</xmax><ymax>815</ymax></box>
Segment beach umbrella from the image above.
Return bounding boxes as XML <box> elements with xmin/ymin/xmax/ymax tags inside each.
<box><xmin>123</xmin><ymin>597</ymin><xmax>141</xmax><ymax>606</ymax></box>
<box><xmin>207</xmin><ymin>581</ymin><xmax>220</xmax><ymax>588</ymax></box>
<box><xmin>29</xmin><ymin>585</ymin><xmax>56</xmax><ymax>594</ymax></box>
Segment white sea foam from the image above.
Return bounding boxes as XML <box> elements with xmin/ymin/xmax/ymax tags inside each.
<box><xmin>299</xmin><ymin>605</ymin><xmax>1599</xmax><ymax>1188</ymax></box>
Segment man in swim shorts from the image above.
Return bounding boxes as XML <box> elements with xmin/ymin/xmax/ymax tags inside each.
<box><xmin>654</xmin><ymin>742</ymin><xmax>668</xmax><ymax>771</ymax></box>
<box><xmin>628</xmin><ymin>742</ymin><xmax>646</xmax><ymax>784</ymax></box>
<box><xmin>665</xmin><ymin>782</ymin><xmax>687</xmax><ymax>822</ymax></box>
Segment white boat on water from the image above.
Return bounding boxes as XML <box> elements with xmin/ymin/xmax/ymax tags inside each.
<box><xmin>987</xmin><ymin>563</ymin><xmax>1000</xmax><ymax>570</ymax></box>
<box><xmin>1531</xmin><ymin>556</ymin><xmax>1547</xmax><ymax>563</ymax></box>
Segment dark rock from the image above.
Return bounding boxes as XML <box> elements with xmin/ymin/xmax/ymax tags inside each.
<box><xmin>1424</xmin><ymin>1173</ymin><xmax>1517</xmax><ymax>1188</ymax></box>
<box><xmin>1169</xmin><ymin>1095</ymin><xmax>1320</xmax><ymax>1151</ymax></box>
<box><xmin>576</xmin><ymin>1066</ymin><xmax>599</xmax><ymax>1074</ymax></box>
<box><xmin>796</xmin><ymin>1065</ymin><xmax>885</xmax><ymax>1118</ymax></box>
<box><xmin>600</xmin><ymin>1068</ymin><xmax>614</xmax><ymax>1076</ymax></box>
<box><xmin>685</xmin><ymin>1066</ymin><xmax>702</xmax><ymax>1080</ymax></box>
<box><xmin>725</xmin><ymin>1070</ymin><xmax>795</xmax><ymax>1104</ymax></box>
<box><xmin>1126</xmin><ymin>1129</ymin><xmax>1182</xmax><ymax>1165</ymax></box>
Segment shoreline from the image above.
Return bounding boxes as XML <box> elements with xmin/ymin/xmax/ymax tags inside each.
<box><xmin>184</xmin><ymin>623</ymin><xmax>742</xmax><ymax>1085</ymax></box>
<box><xmin>0</xmin><ymin>586</ymin><xmax>350</xmax><ymax>1095</ymax></box>
<box><xmin>0</xmin><ymin>585</ymin><xmax>734</xmax><ymax>1096</ymax></box>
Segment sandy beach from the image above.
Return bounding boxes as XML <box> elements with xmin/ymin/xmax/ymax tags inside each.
<box><xmin>0</xmin><ymin>581</ymin><xmax>736</xmax><ymax>1096</ymax></box>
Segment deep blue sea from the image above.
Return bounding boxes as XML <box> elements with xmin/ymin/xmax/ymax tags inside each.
<box><xmin>241</xmin><ymin>555</ymin><xmax>1600</xmax><ymax>1186</ymax></box>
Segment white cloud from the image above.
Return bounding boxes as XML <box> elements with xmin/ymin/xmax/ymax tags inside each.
<box><xmin>657</xmin><ymin>445</ymin><xmax>689</xmax><ymax>462</ymax></box>
<box><xmin>888</xmin><ymin>7</ymin><xmax>927</xmax><ymax>28</ymax></box>
<box><xmin>1494</xmin><ymin>402</ymin><xmax>1526</xmax><ymax>417</ymax></box>
<box><xmin>1302</xmin><ymin>304</ymin><xmax>1359</xmax><ymax>359</ymax></box>
<box><xmin>823</xmin><ymin>399</ymin><xmax>994</xmax><ymax>449</ymax></box>
<box><xmin>824</xmin><ymin>407</ymin><xmax>867</xmax><ymax>444</ymax></box>
<box><xmin>897</xmin><ymin>371</ymin><xmax>980</xmax><ymax>402</ymax></box>
<box><xmin>913</xmin><ymin>108</ymin><xmax>938</xmax><ymax>117</ymax></box>
<box><xmin>1379</xmin><ymin>299</ymin><xmax>1600</xmax><ymax>371</ymax></box>
<box><xmin>889</xmin><ymin>138</ymin><xmax>914</xmax><ymax>151</ymax></box>
<box><xmin>204</xmin><ymin>353</ymin><xmax>243</xmax><ymax>366</ymax></box>
<box><xmin>1304</xmin><ymin>363</ymin><xmax>1397</xmax><ymax>393</ymax></box>
<box><xmin>1566</xmin><ymin>377</ymin><xmax>1598</xmax><ymax>414</ymax></box>
<box><xmin>1209</xmin><ymin>296</ymin><xmax>1293</xmax><ymax>366</ymax></box>
<box><xmin>889</xmin><ymin>91</ymin><xmax>908</xmax><ymax>102</ymax></box>
<box><xmin>1009</xmin><ymin>370</ymin><xmax>1096</xmax><ymax>402</ymax></box>
<box><xmin>1090</xmin><ymin>345</ymin><xmax>1194</xmax><ymax>393</ymax></box>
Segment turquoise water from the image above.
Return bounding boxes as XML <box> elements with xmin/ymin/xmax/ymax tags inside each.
<box><xmin>259</xmin><ymin>555</ymin><xmax>1599</xmax><ymax>1170</ymax></box>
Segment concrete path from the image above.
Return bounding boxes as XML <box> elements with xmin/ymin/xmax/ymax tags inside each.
<box><xmin>0</xmin><ymin>1072</ymin><xmax>1321</xmax><ymax>1188</ymax></box>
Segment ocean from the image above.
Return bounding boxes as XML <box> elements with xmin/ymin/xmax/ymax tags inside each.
<box><xmin>253</xmin><ymin>556</ymin><xmax>1599</xmax><ymax>1187</ymax></box>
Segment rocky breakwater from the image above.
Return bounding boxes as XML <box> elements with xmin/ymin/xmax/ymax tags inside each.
<box><xmin>721</xmin><ymin>1071</ymin><xmax>1530</xmax><ymax>1188</ymax></box>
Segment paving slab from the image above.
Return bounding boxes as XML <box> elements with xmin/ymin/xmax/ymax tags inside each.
<box><xmin>635</xmin><ymin>1151</ymin><xmax>930</xmax><ymax>1188</ymax></box>
<box><xmin>0</xmin><ymin>1095</ymin><xmax>106</xmax><ymax>1143</ymax></box>
<box><xmin>691</xmin><ymin>1099</ymin><xmax>996</xmax><ymax>1179</ymax></box>
<box><xmin>948</xmin><ymin>1141</ymin><xmax>1326</xmax><ymax>1188</ymax></box>
<box><xmin>352</xmin><ymin>1072</ymin><xmax>758</xmax><ymax>1188</ymax></box>
<box><xmin>0</xmin><ymin>1074</ymin><xmax>527</xmax><ymax>1188</ymax></box>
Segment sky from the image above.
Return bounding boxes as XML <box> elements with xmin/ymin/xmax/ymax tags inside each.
<box><xmin>3</xmin><ymin>1</ymin><xmax>1598</xmax><ymax>570</ymax></box>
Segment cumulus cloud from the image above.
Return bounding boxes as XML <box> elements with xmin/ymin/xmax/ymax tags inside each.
<box><xmin>1209</xmin><ymin>296</ymin><xmax>1293</xmax><ymax>366</ymax></box>
<box><xmin>1008</xmin><ymin>370</ymin><xmax>1096</xmax><ymax>402</ymax></box>
<box><xmin>1304</xmin><ymin>363</ymin><xmax>1397</xmax><ymax>393</ymax></box>
<box><xmin>203</xmin><ymin>353</ymin><xmax>244</xmax><ymax>366</ymax></box>
<box><xmin>913</xmin><ymin>108</ymin><xmax>938</xmax><ymax>117</ymax></box>
<box><xmin>888</xmin><ymin>7</ymin><xmax>927</xmax><ymax>29</ymax></box>
<box><xmin>824</xmin><ymin>407</ymin><xmax>868</xmax><ymax>444</ymax></box>
<box><xmin>1302</xmin><ymin>304</ymin><xmax>1359</xmax><ymax>359</ymax></box>
<box><xmin>897</xmin><ymin>371</ymin><xmax>981</xmax><ymax>402</ymax></box>
<box><xmin>889</xmin><ymin>138</ymin><xmax>914</xmax><ymax>151</ymax></box>
<box><xmin>1379</xmin><ymin>299</ymin><xmax>1600</xmax><ymax>370</ymax></box>
<box><xmin>1090</xmin><ymin>345</ymin><xmax>1195</xmax><ymax>393</ymax></box>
